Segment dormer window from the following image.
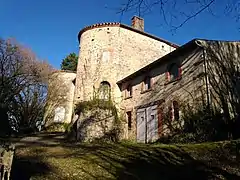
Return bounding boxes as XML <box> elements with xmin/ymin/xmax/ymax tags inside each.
<box><xmin>166</xmin><ymin>63</ymin><xmax>182</xmax><ymax>82</ymax></box>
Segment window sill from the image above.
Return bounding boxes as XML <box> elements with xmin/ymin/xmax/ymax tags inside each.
<box><xmin>164</xmin><ymin>77</ymin><xmax>182</xmax><ymax>86</ymax></box>
<box><xmin>141</xmin><ymin>88</ymin><xmax>152</xmax><ymax>94</ymax></box>
<box><xmin>124</xmin><ymin>96</ymin><xmax>132</xmax><ymax>100</ymax></box>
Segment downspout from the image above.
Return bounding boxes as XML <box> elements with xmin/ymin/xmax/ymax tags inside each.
<box><xmin>195</xmin><ymin>40</ymin><xmax>211</xmax><ymax>110</ymax></box>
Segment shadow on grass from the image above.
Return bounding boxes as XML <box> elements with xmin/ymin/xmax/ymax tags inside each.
<box><xmin>10</xmin><ymin>132</ymin><xmax>240</xmax><ymax>180</ymax></box>
<box><xmin>114</xmin><ymin>145</ymin><xmax>239</xmax><ymax>180</ymax></box>
<box><xmin>79</xmin><ymin>143</ymin><xmax>239</xmax><ymax>180</ymax></box>
<box><xmin>11</xmin><ymin>156</ymin><xmax>52</xmax><ymax>180</ymax></box>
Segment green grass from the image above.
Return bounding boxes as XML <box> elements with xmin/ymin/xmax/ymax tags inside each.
<box><xmin>11</xmin><ymin>138</ymin><xmax>240</xmax><ymax>180</ymax></box>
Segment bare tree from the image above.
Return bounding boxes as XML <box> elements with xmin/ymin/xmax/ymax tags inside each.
<box><xmin>204</xmin><ymin>41</ymin><xmax>240</xmax><ymax>137</ymax></box>
<box><xmin>0</xmin><ymin>38</ymin><xmax>54</xmax><ymax>135</ymax></box>
<box><xmin>118</xmin><ymin>0</ymin><xmax>240</xmax><ymax>31</ymax></box>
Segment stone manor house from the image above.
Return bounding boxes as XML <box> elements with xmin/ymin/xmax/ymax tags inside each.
<box><xmin>44</xmin><ymin>16</ymin><xmax>240</xmax><ymax>143</ymax></box>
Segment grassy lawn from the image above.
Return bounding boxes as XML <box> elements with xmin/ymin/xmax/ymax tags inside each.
<box><xmin>10</xmin><ymin>134</ymin><xmax>240</xmax><ymax>180</ymax></box>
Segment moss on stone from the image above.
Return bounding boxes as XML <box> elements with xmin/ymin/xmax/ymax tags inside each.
<box><xmin>73</xmin><ymin>98</ymin><xmax>123</xmax><ymax>142</ymax></box>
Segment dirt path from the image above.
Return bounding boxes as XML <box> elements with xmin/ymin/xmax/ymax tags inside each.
<box><xmin>15</xmin><ymin>132</ymin><xmax>66</xmax><ymax>148</ymax></box>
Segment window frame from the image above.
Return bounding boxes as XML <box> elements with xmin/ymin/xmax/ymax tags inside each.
<box><xmin>165</xmin><ymin>63</ymin><xmax>182</xmax><ymax>84</ymax></box>
<box><xmin>99</xmin><ymin>81</ymin><xmax>111</xmax><ymax>100</ymax></box>
<box><xmin>126</xmin><ymin>111</ymin><xmax>132</xmax><ymax>130</ymax></box>
<box><xmin>168</xmin><ymin>101</ymin><xmax>180</xmax><ymax>121</ymax></box>
<box><xmin>141</xmin><ymin>76</ymin><xmax>152</xmax><ymax>93</ymax></box>
<box><xmin>125</xmin><ymin>83</ymin><xmax>133</xmax><ymax>99</ymax></box>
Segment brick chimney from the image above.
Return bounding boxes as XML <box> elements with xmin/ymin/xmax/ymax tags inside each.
<box><xmin>131</xmin><ymin>16</ymin><xmax>144</xmax><ymax>31</ymax></box>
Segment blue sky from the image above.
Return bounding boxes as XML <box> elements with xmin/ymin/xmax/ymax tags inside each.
<box><xmin>1</xmin><ymin>0</ymin><xmax>239</xmax><ymax>69</ymax></box>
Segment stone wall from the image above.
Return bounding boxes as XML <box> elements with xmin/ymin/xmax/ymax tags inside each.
<box><xmin>119</xmin><ymin>45</ymin><xmax>206</xmax><ymax>140</ymax></box>
<box><xmin>0</xmin><ymin>144</ymin><xmax>15</xmax><ymax>180</ymax></box>
<box><xmin>44</xmin><ymin>71</ymin><xmax>76</xmax><ymax>127</ymax></box>
<box><xmin>119</xmin><ymin>40</ymin><xmax>240</xmax><ymax>141</ymax></box>
<box><xmin>74</xmin><ymin>25</ymin><xmax>176</xmax><ymax>108</ymax></box>
<box><xmin>75</xmin><ymin>108</ymin><xmax>120</xmax><ymax>142</ymax></box>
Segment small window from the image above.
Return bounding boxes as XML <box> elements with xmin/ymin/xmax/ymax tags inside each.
<box><xmin>173</xmin><ymin>101</ymin><xmax>179</xmax><ymax>121</ymax></box>
<box><xmin>142</xmin><ymin>76</ymin><xmax>151</xmax><ymax>92</ymax></box>
<box><xmin>168</xmin><ymin>105</ymin><xmax>173</xmax><ymax>121</ymax></box>
<box><xmin>99</xmin><ymin>81</ymin><xmax>111</xmax><ymax>100</ymax></box>
<box><xmin>166</xmin><ymin>63</ymin><xmax>181</xmax><ymax>81</ymax></box>
<box><xmin>125</xmin><ymin>84</ymin><xmax>132</xmax><ymax>98</ymax></box>
<box><xmin>168</xmin><ymin>101</ymin><xmax>180</xmax><ymax>121</ymax></box>
<box><xmin>126</xmin><ymin>111</ymin><xmax>132</xmax><ymax>130</ymax></box>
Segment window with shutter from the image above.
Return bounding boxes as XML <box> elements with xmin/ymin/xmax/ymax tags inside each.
<box><xmin>125</xmin><ymin>84</ymin><xmax>132</xmax><ymax>98</ymax></box>
<box><xmin>142</xmin><ymin>76</ymin><xmax>152</xmax><ymax>92</ymax></box>
<box><xmin>166</xmin><ymin>63</ymin><xmax>182</xmax><ymax>82</ymax></box>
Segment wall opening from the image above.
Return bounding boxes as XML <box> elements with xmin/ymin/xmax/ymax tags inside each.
<box><xmin>173</xmin><ymin>101</ymin><xmax>180</xmax><ymax>121</ymax></box>
<box><xmin>99</xmin><ymin>81</ymin><xmax>111</xmax><ymax>100</ymax></box>
<box><xmin>168</xmin><ymin>63</ymin><xmax>179</xmax><ymax>81</ymax></box>
<box><xmin>126</xmin><ymin>84</ymin><xmax>132</xmax><ymax>98</ymax></box>
<box><xmin>126</xmin><ymin>111</ymin><xmax>132</xmax><ymax>130</ymax></box>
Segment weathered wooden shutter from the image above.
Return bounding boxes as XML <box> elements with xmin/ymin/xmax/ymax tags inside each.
<box><xmin>173</xmin><ymin>101</ymin><xmax>179</xmax><ymax>121</ymax></box>
<box><xmin>150</xmin><ymin>77</ymin><xmax>154</xmax><ymax>88</ymax></box>
<box><xmin>141</xmin><ymin>81</ymin><xmax>144</xmax><ymax>92</ymax></box>
<box><xmin>157</xmin><ymin>107</ymin><xmax>163</xmax><ymax>137</ymax></box>
<box><xmin>168</xmin><ymin>104</ymin><xmax>174</xmax><ymax>121</ymax></box>
<box><xmin>178</xmin><ymin>67</ymin><xmax>182</xmax><ymax>78</ymax></box>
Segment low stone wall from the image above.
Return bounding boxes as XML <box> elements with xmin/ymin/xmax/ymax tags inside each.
<box><xmin>0</xmin><ymin>144</ymin><xmax>15</xmax><ymax>180</ymax></box>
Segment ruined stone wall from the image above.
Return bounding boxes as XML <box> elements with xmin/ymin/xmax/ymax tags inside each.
<box><xmin>76</xmin><ymin>108</ymin><xmax>118</xmax><ymax>142</ymax></box>
<box><xmin>120</xmin><ymin>47</ymin><xmax>206</xmax><ymax>140</ymax></box>
<box><xmin>74</xmin><ymin>25</ymin><xmax>176</xmax><ymax>108</ymax></box>
<box><xmin>44</xmin><ymin>71</ymin><xmax>76</xmax><ymax>126</ymax></box>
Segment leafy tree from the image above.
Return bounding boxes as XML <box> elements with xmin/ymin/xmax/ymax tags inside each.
<box><xmin>60</xmin><ymin>53</ymin><xmax>78</xmax><ymax>71</ymax></box>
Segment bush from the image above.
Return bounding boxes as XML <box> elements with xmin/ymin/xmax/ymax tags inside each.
<box><xmin>157</xmin><ymin>100</ymin><xmax>233</xmax><ymax>144</ymax></box>
<box><xmin>157</xmin><ymin>133</ymin><xmax>196</xmax><ymax>144</ymax></box>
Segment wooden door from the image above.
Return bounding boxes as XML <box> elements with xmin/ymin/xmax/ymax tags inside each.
<box><xmin>137</xmin><ymin>105</ymin><xmax>159</xmax><ymax>143</ymax></box>
<box><xmin>136</xmin><ymin>108</ymin><xmax>146</xmax><ymax>143</ymax></box>
<box><xmin>146</xmin><ymin>105</ymin><xmax>158</xmax><ymax>143</ymax></box>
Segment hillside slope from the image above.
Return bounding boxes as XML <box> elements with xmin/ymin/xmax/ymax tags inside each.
<box><xmin>10</xmin><ymin>132</ymin><xmax>240</xmax><ymax>180</ymax></box>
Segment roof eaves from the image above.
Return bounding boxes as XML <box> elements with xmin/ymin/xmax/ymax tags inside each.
<box><xmin>119</xmin><ymin>24</ymin><xmax>179</xmax><ymax>48</ymax></box>
<box><xmin>77</xmin><ymin>23</ymin><xmax>179</xmax><ymax>48</ymax></box>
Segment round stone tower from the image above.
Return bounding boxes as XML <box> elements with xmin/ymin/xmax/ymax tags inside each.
<box><xmin>74</xmin><ymin>17</ymin><xmax>178</xmax><ymax>107</ymax></box>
